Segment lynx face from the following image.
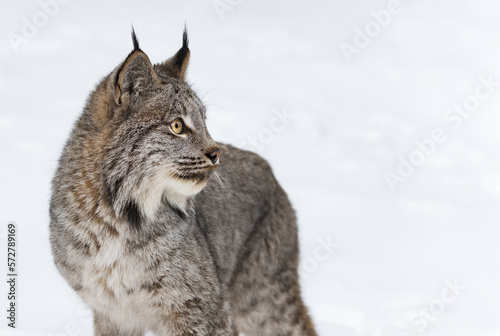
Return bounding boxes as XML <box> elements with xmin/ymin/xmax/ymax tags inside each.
<box><xmin>95</xmin><ymin>30</ymin><xmax>219</xmax><ymax>224</ymax></box>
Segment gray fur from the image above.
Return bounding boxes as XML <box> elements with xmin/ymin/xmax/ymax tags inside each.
<box><xmin>50</xmin><ymin>30</ymin><xmax>317</xmax><ymax>336</ymax></box>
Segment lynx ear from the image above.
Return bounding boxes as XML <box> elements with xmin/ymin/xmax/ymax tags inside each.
<box><xmin>114</xmin><ymin>30</ymin><xmax>158</xmax><ymax>105</ymax></box>
<box><xmin>154</xmin><ymin>28</ymin><xmax>190</xmax><ymax>80</ymax></box>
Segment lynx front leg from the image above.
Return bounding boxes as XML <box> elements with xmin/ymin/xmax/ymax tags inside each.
<box><xmin>94</xmin><ymin>311</ymin><xmax>144</xmax><ymax>336</ymax></box>
<box><xmin>145</xmin><ymin>233</ymin><xmax>237</xmax><ymax>336</ymax></box>
<box><xmin>150</xmin><ymin>295</ymin><xmax>236</xmax><ymax>336</ymax></box>
<box><xmin>231</xmin><ymin>264</ymin><xmax>317</xmax><ymax>336</ymax></box>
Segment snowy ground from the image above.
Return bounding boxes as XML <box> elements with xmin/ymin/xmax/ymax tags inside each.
<box><xmin>1</xmin><ymin>0</ymin><xmax>500</xmax><ymax>335</ymax></box>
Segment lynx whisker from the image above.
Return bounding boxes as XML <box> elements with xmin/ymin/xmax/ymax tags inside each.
<box><xmin>212</xmin><ymin>170</ymin><xmax>232</xmax><ymax>190</ymax></box>
<box><xmin>211</xmin><ymin>171</ymin><xmax>224</xmax><ymax>189</ymax></box>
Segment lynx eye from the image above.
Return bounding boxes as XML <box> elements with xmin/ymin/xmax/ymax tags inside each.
<box><xmin>170</xmin><ymin>119</ymin><xmax>183</xmax><ymax>134</ymax></box>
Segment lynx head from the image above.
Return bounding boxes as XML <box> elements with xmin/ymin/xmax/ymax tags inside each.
<box><xmin>88</xmin><ymin>29</ymin><xmax>219</xmax><ymax>228</ymax></box>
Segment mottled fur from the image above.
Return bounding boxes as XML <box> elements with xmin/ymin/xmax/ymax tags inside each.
<box><xmin>50</xmin><ymin>29</ymin><xmax>317</xmax><ymax>336</ymax></box>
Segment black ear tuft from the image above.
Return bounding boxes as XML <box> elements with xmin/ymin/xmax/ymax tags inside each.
<box><xmin>182</xmin><ymin>25</ymin><xmax>189</xmax><ymax>50</ymax></box>
<box><xmin>153</xmin><ymin>27</ymin><xmax>191</xmax><ymax>80</ymax></box>
<box><xmin>173</xmin><ymin>26</ymin><xmax>189</xmax><ymax>70</ymax></box>
<box><xmin>131</xmin><ymin>26</ymin><xmax>140</xmax><ymax>51</ymax></box>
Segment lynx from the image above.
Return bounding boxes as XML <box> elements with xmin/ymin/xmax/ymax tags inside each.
<box><xmin>49</xmin><ymin>29</ymin><xmax>317</xmax><ymax>336</ymax></box>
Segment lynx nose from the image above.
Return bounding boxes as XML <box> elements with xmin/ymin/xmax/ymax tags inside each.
<box><xmin>206</xmin><ymin>147</ymin><xmax>220</xmax><ymax>164</ymax></box>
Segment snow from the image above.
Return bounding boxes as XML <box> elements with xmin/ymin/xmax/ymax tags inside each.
<box><xmin>1</xmin><ymin>0</ymin><xmax>500</xmax><ymax>335</ymax></box>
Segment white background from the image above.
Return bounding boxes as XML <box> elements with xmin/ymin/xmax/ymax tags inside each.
<box><xmin>1</xmin><ymin>0</ymin><xmax>500</xmax><ymax>335</ymax></box>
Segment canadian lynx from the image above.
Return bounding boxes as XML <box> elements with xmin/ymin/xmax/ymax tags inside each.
<box><xmin>50</xmin><ymin>29</ymin><xmax>317</xmax><ymax>336</ymax></box>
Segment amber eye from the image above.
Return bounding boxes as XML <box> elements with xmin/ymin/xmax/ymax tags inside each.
<box><xmin>170</xmin><ymin>119</ymin><xmax>183</xmax><ymax>134</ymax></box>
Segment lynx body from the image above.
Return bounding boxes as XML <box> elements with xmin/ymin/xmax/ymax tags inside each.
<box><xmin>50</xmin><ymin>30</ymin><xmax>317</xmax><ymax>336</ymax></box>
